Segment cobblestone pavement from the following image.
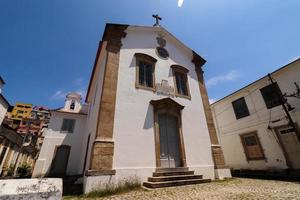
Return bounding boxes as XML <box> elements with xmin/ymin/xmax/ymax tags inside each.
<box><xmin>67</xmin><ymin>178</ymin><xmax>300</xmax><ymax>200</ymax></box>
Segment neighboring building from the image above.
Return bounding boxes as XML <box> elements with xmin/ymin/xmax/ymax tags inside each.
<box><xmin>0</xmin><ymin>125</ymin><xmax>37</xmax><ymax>177</ymax></box>
<box><xmin>31</xmin><ymin>106</ymin><xmax>51</xmax><ymax>125</ymax></box>
<box><xmin>82</xmin><ymin>23</ymin><xmax>230</xmax><ymax>193</ymax></box>
<box><xmin>0</xmin><ymin>76</ymin><xmax>10</xmax><ymax>125</ymax></box>
<box><xmin>0</xmin><ymin>76</ymin><xmax>36</xmax><ymax>177</ymax></box>
<box><xmin>32</xmin><ymin>92</ymin><xmax>88</xmax><ymax>178</ymax></box>
<box><xmin>211</xmin><ymin>59</ymin><xmax>300</xmax><ymax>175</ymax></box>
<box><xmin>10</xmin><ymin>102</ymin><xmax>33</xmax><ymax>121</ymax></box>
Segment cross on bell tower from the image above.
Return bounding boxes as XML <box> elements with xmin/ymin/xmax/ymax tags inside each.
<box><xmin>152</xmin><ymin>14</ymin><xmax>162</xmax><ymax>27</ymax></box>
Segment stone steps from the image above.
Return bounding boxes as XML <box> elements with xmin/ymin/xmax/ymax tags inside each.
<box><xmin>153</xmin><ymin>170</ymin><xmax>194</xmax><ymax>177</ymax></box>
<box><xmin>143</xmin><ymin>178</ymin><xmax>211</xmax><ymax>189</ymax></box>
<box><xmin>155</xmin><ymin>167</ymin><xmax>189</xmax><ymax>172</ymax></box>
<box><xmin>148</xmin><ymin>174</ymin><xmax>203</xmax><ymax>182</ymax></box>
<box><xmin>143</xmin><ymin>168</ymin><xmax>211</xmax><ymax>189</ymax></box>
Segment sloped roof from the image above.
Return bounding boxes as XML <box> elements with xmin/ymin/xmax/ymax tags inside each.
<box><xmin>0</xmin><ymin>76</ymin><xmax>5</xmax><ymax>85</ymax></box>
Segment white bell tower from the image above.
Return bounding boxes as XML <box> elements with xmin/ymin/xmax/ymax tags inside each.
<box><xmin>63</xmin><ymin>92</ymin><xmax>82</xmax><ymax>113</ymax></box>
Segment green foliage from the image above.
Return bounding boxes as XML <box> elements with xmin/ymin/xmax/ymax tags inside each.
<box><xmin>7</xmin><ymin>165</ymin><xmax>15</xmax><ymax>177</ymax></box>
<box><xmin>17</xmin><ymin>162</ymin><xmax>32</xmax><ymax>178</ymax></box>
<box><xmin>84</xmin><ymin>177</ymin><xmax>141</xmax><ymax>198</ymax></box>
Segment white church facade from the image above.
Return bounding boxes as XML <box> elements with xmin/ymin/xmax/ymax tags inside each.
<box><xmin>32</xmin><ymin>22</ymin><xmax>231</xmax><ymax>192</ymax></box>
<box><xmin>82</xmin><ymin>23</ymin><xmax>231</xmax><ymax>192</ymax></box>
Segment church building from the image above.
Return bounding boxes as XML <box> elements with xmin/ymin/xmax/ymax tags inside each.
<box><xmin>83</xmin><ymin>20</ymin><xmax>231</xmax><ymax>193</ymax></box>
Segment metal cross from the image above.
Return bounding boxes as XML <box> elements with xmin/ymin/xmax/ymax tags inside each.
<box><xmin>152</xmin><ymin>14</ymin><xmax>162</xmax><ymax>27</ymax></box>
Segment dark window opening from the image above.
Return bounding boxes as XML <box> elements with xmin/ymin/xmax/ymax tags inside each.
<box><xmin>61</xmin><ymin>119</ymin><xmax>76</xmax><ymax>133</ymax></box>
<box><xmin>232</xmin><ymin>97</ymin><xmax>250</xmax><ymax>119</ymax></box>
<box><xmin>260</xmin><ymin>83</ymin><xmax>282</xmax><ymax>109</ymax></box>
<box><xmin>175</xmin><ymin>71</ymin><xmax>188</xmax><ymax>96</ymax></box>
<box><xmin>70</xmin><ymin>100</ymin><xmax>75</xmax><ymax>110</ymax></box>
<box><xmin>138</xmin><ymin>61</ymin><xmax>153</xmax><ymax>88</ymax></box>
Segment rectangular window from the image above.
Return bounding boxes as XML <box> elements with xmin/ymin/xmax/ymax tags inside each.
<box><xmin>260</xmin><ymin>82</ymin><xmax>282</xmax><ymax>109</ymax></box>
<box><xmin>232</xmin><ymin>97</ymin><xmax>250</xmax><ymax>119</ymax></box>
<box><xmin>175</xmin><ymin>71</ymin><xmax>188</xmax><ymax>96</ymax></box>
<box><xmin>61</xmin><ymin>119</ymin><xmax>76</xmax><ymax>133</ymax></box>
<box><xmin>240</xmin><ymin>132</ymin><xmax>265</xmax><ymax>160</ymax></box>
<box><xmin>172</xmin><ymin>65</ymin><xmax>190</xmax><ymax>99</ymax></box>
<box><xmin>138</xmin><ymin>61</ymin><xmax>153</xmax><ymax>88</ymax></box>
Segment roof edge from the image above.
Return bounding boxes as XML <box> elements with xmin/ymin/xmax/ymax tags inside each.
<box><xmin>211</xmin><ymin>58</ymin><xmax>300</xmax><ymax>105</ymax></box>
<box><xmin>0</xmin><ymin>76</ymin><xmax>5</xmax><ymax>85</ymax></box>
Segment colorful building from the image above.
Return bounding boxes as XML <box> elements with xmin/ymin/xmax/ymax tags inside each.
<box><xmin>10</xmin><ymin>103</ymin><xmax>33</xmax><ymax>121</ymax></box>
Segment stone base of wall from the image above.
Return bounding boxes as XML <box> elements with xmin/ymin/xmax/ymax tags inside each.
<box><xmin>232</xmin><ymin>169</ymin><xmax>300</xmax><ymax>181</ymax></box>
<box><xmin>84</xmin><ymin>174</ymin><xmax>116</xmax><ymax>193</ymax></box>
<box><xmin>214</xmin><ymin>168</ymin><xmax>232</xmax><ymax>180</ymax></box>
<box><xmin>90</xmin><ymin>141</ymin><xmax>114</xmax><ymax>171</ymax></box>
<box><xmin>0</xmin><ymin>178</ymin><xmax>62</xmax><ymax>200</ymax></box>
<box><xmin>189</xmin><ymin>165</ymin><xmax>215</xmax><ymax>180</ymax></box>
<box><xmin>211</xmin><ymin>146</ymin><xmax>227</xmax><ymax>169</ymax></box>
<box><xmin>83</xmin><ymin>167</ymin><xmax>155</xmax><ymax>193</ymax></box>
<box><xmin>83</xmin><ymin>166</ymin><xmax>216</xmax><ymax>193</ymax></box>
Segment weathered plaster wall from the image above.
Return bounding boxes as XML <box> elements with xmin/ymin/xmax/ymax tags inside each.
<box><xmin>0</xmin><ymin>97</ymin><xmax>8</xmax><ymax>125</ymax></box>
<box><xmin>212</xmin><ymin>59</ymin><xmax>300</xmax><ymax>170</ymax></box>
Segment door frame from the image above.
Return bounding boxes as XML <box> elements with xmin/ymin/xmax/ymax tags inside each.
<box><xmin>49</xmin><ymin>145</ymin><xmax>71</xmax><ymax>177</ymax></box>
<box><xmin>273</xmin><ymin>123</ymin><xmax>299</xmax><ymax>169</ymax></box>
<box><xmin>150</xmin><ymin>98</ymin><xmax>187</xmax><ymax>169</ymax></box>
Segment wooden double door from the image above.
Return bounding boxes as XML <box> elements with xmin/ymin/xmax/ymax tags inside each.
<box><xmin>158</xmin><ymin>114</ymin><xmax>182</xmax><ymax>168</ymax></box>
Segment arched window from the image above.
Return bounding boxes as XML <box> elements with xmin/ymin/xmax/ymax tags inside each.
<box><xmin>171</xmin><ymin>65</ymin><xmax>191</xmax><ymax>99</ymax></box>
<box><xmin>135</xmin><ymin>53</ymin><xmax>157</xmax><ymax>91</ymax></box>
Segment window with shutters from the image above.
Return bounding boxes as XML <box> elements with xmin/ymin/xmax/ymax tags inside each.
<box><xmin>135</xmin><ymin>53</ymin><xmax>157</xmax><ymax>91</ymax></box>
<box><xmin>171</xmin><ymin>65</ymin><xmax>191</xmax><ymax>99</ymax></box>
<box><xmin>61</xmin><ymin>119</ymin><xmax>76</xmax><ymax>133</ymax></box>
<box><xmin>232</xmin><ymin>97</ymin><xmax>250</xmax><ymax>119</ymax></box>
<box><xmin>240</xmin><ymin>132</ymin><xmax>265</xmax><ymax>160</ymax></box>
<box><xmin>260</xmin><ymin>82</ymin><xmax>282</xmax><ymax>109</ymax></box>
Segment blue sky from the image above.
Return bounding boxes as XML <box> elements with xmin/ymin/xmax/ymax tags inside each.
<box><xmin>0</xmin><ymin>0</ymin><xmax>299</xmax><ymax>108</ymax></box>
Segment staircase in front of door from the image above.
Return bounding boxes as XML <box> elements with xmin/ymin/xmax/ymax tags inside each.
<box><xmin>143</xmin><ymin>167</ymin><xmax>211</xmax><ymax>189</ymax></box>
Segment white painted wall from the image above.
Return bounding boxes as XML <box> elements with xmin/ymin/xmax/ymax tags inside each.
<box><xmin>84</xmin><ymin>26</ymin><xmax>218</xmax><ymax>192</ymax></box>
<box><xmin>0</xmin><ymin>96</ymin><xmax>8</xmax><ymax>125</ymax></box>
<box><xmin>212</xmin><ymin>59</ymin><xmax>300</xmax><ymax>170</ymax></box>
<box><xmin>32</xmin><ymin>111</ymin><xmax>87</xmax><ymax>177</ymax></box>
<box><xmin>112</xmin><ymin>27</ymin><xmax>214</xmax><ymax>181</ymax></box>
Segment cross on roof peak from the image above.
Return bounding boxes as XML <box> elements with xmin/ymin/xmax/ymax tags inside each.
<box><xmin>152</xmin><ymin>14</ymin><xmax>162</xmax><ymax>27</ymax></box>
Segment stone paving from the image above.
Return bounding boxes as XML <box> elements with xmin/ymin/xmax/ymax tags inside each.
<box><xmin>66</xmin><ymin>178</ymin><xmax>300</xmax><ymax>200</ymax></box>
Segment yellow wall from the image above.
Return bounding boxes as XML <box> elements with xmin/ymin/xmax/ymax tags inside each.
<box><xmin>11</xmin><ymin>102</ymin><xmax>33</xmax><ymax>120</ymax></box>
